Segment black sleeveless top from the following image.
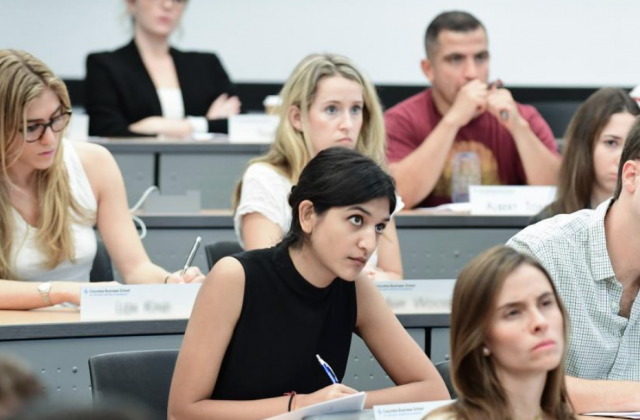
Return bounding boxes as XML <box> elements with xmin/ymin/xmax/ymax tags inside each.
<box><xmin>211</xmin><ymin>244</ymin><xmax>357</xmax><ymax>400</ymax></box>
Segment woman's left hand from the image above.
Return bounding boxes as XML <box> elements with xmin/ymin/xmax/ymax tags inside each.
<box><xmin>165</xmin><ymin>267</ymin><xmax>206</xmax><ymax>284</ymax></box>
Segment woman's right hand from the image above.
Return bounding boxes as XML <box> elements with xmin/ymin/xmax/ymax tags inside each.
<box><xmin>296</xmin><ymin>384</ymin><xmax>359</xmax><ymax>409</ymax></box>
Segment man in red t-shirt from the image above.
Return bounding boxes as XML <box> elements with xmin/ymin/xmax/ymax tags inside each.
<box><xmin>385</xmin><ymin>11</ymin><xmax>560</xmax><ymax>208</ymax></box>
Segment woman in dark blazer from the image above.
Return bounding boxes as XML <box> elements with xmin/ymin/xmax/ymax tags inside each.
<box><xmin>85</xmin><ymin>0</ymin><xmax>240</xmax><ymax>137</ymax></box>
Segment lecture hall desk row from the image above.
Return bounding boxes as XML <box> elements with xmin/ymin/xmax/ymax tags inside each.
<box><xmin>0</xmin><ymin>307</ymin><xmax>448</xmax><ymax>406</ymax></box>
<box><xmin>0</xmin><ymin>310</ymin><xmax>606</xmax><ymax>419</ymax></box>
<box><xmin>92</xmin><ymin>136</ymin><xmax>529</xmax><ymax>278</ymax></box>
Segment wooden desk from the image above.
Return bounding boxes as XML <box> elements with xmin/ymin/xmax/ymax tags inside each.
<box><xmin>0</xmin><ymin>309</ymin><xmax>448</xmax><ymax>406</ymax></box>
<box><xmin>0</xmin><ymin>307</ymin><xmax>77</xmax><ymax>325</ymax></box>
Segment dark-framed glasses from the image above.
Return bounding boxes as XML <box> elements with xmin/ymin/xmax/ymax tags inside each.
<box><xmin>23</xmin><ymin>111</ymin><xmax>72</xmax><ymax>143</ymax></box>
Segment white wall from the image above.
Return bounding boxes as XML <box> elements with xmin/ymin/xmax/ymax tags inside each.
<box><xmin>1</xmin><ymin>0</ymin><xmax>638</xmax><ymax>87</ymax></box>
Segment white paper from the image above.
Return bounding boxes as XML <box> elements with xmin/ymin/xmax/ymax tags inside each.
<box><xmin>263</xmin><ymin>391</ymin><xmax>366</xmax><ymax>420</ymax></box>
<box><xmin>583</xmin><ymin>412</ymin><xmax>640</xmax><ymax>419</ymax></box>
<box><xmin>373</xmin><ymin>400</ymin><xmax>454</xmax><ymax>420</ymax></box>
<box><xmin>229</xmin><ymin>114</ymin><xmax>279</xmax><ymax>143</ymax></box>
<box><xmin>469</xmin><ymin>185</ymin><xmax>556</xmax><ymax>216</ymax></box>
<box><xmin>376</xmin><ymin>280</ymin><xmax>455</xmax><ymax>314</ymax></box>
<box><xmin>418</xmin><ymin>203</ymin><xmax>471</xmax><ymax>214</ymax></box>
<box><xmin>80</xmin><ymin>284</ymin><xmax>201</xmax><ymax>322</ymax></box>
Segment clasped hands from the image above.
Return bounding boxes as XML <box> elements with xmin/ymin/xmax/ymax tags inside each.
<box><xmin>445</xmin><ymin>79</ymin><xmax>521</xmax><ymax>130</ymax></box>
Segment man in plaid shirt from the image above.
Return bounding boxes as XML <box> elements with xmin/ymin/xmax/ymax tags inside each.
<box><xmin>508</xmin><ymin>117</ymin><xmax>640</xmax><ymax>414</ymax></box>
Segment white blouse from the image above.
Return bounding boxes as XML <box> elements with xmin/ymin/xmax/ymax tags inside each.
<box><xmin>234</xmin><ymin>163</ymin><xmax>405</xmax><ymax>268</ymax></box>
<box><xmin>12</xmin><ymin>140</ymin><xmax>98</xmax><ymax>281</ymax></box>
<box><xmin>157</xmin><ymin>88</ymin><xmax>185</xmax><ymax>119</ymax></box>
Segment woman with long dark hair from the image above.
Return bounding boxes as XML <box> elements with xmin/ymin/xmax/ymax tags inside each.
<box><xmin>169</xmin><ymin>147</ymin><xmax>449</xmax><ymax>420</ymax></box>
<box><xmin>533</xmin><ymin>88</ymin><xmax>639</xmax><ymax>223</ymax></box>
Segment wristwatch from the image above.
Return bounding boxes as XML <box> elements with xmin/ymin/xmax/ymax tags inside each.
<box><xmin>37</xmin><ymin>282</ymin><xmax>53</xmax><ymax>306</ymax></box>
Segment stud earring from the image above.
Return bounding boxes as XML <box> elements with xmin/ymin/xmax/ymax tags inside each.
<box><xmin>482</xmin><ymin>347</ymin><xmax>491</xmax><ymax>357</ymax></box>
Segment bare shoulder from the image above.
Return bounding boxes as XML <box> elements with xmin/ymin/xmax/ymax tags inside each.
<box><xmin>200</xmin><ymin>256</ymin><xmax>246</xmax><ymax>299</ymax></box>
<box><xmin>354</xmin><ymin>273</ymin><xmax>380</xmax><ymax>299</ymax></box>
<box><xmin>72</xmin><ymin>141</ymin><xmax>114</xmax><ymax>165</ymax></box>
<box><xmin>354</xmin><ymin>274</ymin><xmax>390</xmax><ymax>329</ymax></box>
<box><xmin>70</xmin><ymin>141</ymin><xmax>120</xmax><ymax>194</ymax></box>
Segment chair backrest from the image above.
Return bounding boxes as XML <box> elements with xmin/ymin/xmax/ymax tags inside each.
<box><xmin>89</xmin><ymin>349</ymin><xmax>179</xmax><ymax>419</ymax></box>
<box><xmin>435</xmin><ymin>360</ymin><xmax>457</xmax><ymax>398</ymax></box>
<box><xmin>205</xmin><ymin>241</ymin><xmax>243</xmax><ymax>270</ymax></box>
<box><xmin>90</xmin><ymin>239</ymin><xmax>114</xmax><ymax>282</ymax></box>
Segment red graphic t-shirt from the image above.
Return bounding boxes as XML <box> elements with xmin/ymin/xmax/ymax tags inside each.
<box><xmin>385</xmin><ymin>89</ymin><xmax>558</xmax><ymax>208</ymax></box>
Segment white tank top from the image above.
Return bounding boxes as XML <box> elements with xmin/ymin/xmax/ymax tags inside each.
<box><xmin>12</xmin><ymin>140</ymin><xmax>98</xmax><ymax>281</ymax></box>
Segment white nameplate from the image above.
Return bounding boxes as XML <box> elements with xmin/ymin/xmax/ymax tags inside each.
<box><xmin>469</xmin><ymin>185</ymin><xmax>556</xmax><ymax>216</ymax></box>
<box><xmin>228</xmin><ymin>114</ymin><xmax>279</xmax><ymax>143</ymax></box>
<box><xmin>376</xmin><ymin>280</ymin><xmax>454</xmax><ymax>314</ymax></box>
<box><xmin>374</xmin><ymin>400</ymin><xmax>454</xmax><ymax>420</ymax></box>
<box><xmin>80</xmin><ymin>284</ymin><xmax>201</xmax><ymax>322</ymax></box>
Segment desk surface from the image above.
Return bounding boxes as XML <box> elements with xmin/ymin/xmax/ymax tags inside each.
<box><xmin>0</xmin><ymin>309</ymin><xmax>449</xmax><ymax>341</ymax></box>
<box><xmin>135</xmin><ymin>209</ymin><xmax>530</xmax><ymax>229</ymax></box>
<box><xmin>89</xmin><ymin>136</ymin><xmax>272</xmax><ymax>154</ymax></box>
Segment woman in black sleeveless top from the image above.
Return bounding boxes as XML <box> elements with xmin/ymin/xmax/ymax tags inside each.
<box><xmin>169</xmin><ymin>148</ymin><xmax>449</xmax><ymax>419</ymax></box>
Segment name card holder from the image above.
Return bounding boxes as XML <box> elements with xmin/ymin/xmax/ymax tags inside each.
<box><xmin>80</xmin><ymin>284</ymin><xmax>201</xmax><ymax>322</ymax></box>
<box><xmin>374</xmin><ymin>400</ymin><xmax>454</xmax><ymax>420</ymax></box>
<box><xmin>376</xmin><ymin>280</ymin><xmax>455</xmax><ymax>314</ymax></box>
<box><xmin>469</xmin><ymin>185</ymin><xmax>556</xmax><ymax>216</ymax></box>
<box><xmin>228</xmin><ymin>114</ymin><xmax>279</xmax><ymax>144</ymax></box>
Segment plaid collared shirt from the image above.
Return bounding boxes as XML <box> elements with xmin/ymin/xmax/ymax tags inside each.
<box><xmin>507</xmin><ymin>199</ymin><xmax>640</xmax><ymax>380</ymax></box>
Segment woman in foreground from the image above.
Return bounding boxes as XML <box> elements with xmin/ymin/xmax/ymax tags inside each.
<box><xmin>169</xmin><ymin>147</ymin><xmax>449</xmax><ymax>420</ymax></box>
<box><xmin>426</xmin><ymin>246</ymin><xmax>576</xmax><ymax>420</ymax></box>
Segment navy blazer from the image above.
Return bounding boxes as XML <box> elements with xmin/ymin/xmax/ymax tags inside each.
<box><xmin>85</xmin><ymin>40</ymin><xmax>236</xmax><ymax>137</ymax></box>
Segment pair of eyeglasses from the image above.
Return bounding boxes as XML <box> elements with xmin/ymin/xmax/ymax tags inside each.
<box><xmin>23</xmin><ymin>111</ymin><xmax>72</xmax><ymax>143</ymax></box>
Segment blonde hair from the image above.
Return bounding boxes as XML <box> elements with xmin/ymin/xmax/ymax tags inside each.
<box><xmin>0</xmin><ymin>50</ymin><xmax>91</xmax><ymax>280</ymax></box>
<box><xmin>233</xmin><ymin>53</ymin><xmax>386</xmax><ymax>209</ymax></box>
<box><xmin>428</xmin><ymin>246</ymin><xmax>575</xmax><ymax>420</ymax></box>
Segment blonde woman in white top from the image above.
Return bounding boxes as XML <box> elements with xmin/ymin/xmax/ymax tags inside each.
<box><xmin>0</xmin><ymin>50</ymin><xmax>204</xmax><ymax>310</ymax></box>
<box><xmin>234</xmin><ymin>54</ymin><xmax>403</xmax><ymax>280</ymax></box>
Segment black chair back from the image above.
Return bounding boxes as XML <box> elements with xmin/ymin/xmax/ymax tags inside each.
<box><xmin>435</xmin><ymin>360</ymin><xmax>457</xmax><ymax>398</ymax></box>
<box><xmin>204</xmin><ymin>241</ymin><xmax>243</xmax><ymax>270</ymax></box>
<box><xmin>89</xmin><ymin>349</ymin><xmax>179</xmax><ymax>419</ymax></box>
<box><xmin>90</xmin><ymin>239</ymin><xmax>114</xmax><ymax>282</ymax></box>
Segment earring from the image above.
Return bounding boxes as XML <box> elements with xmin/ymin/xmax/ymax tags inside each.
<box><xmin>482</xmin><ymin>347</ymin><xmax>491</xmax><ymax>357</ymax></box>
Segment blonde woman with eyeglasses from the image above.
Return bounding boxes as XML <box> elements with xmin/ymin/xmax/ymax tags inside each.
<box><xmin>0</xmin><ymin>50</ymin><xmax>204</xmax><ymax>310</ymax></box>
<box><xmin>85</xmin><ymin>0</ymin><xmax>240</xmax><ymax>138</ymax></box>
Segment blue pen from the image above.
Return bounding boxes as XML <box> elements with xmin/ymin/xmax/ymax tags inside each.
<box><xmin>316</xmin><ymin>354</ymin><xmax>339</xmax><ymax>384</ymax></box>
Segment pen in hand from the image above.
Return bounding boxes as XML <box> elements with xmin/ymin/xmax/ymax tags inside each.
<box><xmin>316</xmin><ymin>354</ymin><xmax>339</xmax><ymax>384</ymax></box>
<box><xmin>180</xmin><ymin>236</ymin><xmax>202</xmax><ymax>278</ymax></box>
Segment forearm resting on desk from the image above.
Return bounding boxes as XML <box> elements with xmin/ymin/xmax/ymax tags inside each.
<box><xmin>0</xmin><ymin>280</ymin><xmax>80</xmax><ymax>309</ymax></box>
<box><xmin>566</xmin><ymin>375</ymin><xmax>640</xmax><ymax>413</ymax></box>
<box><xmin>169</xmin><ymin>394</ymin><xmax>309</xmax><ymax>420</ymax></box>
<box><xmin>120</xmin><ymin>261</ymin><xmax>170</xmax><ymax>285</ymax></box>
